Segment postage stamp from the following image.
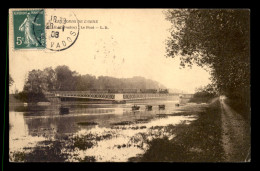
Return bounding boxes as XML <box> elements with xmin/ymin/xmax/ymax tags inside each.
<box><xmin>13</xmin><ymin>10</ymin><xmax>45</xmax><ymax>49</ymax></box>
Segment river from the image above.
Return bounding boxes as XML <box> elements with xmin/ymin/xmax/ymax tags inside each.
<box><xmin>9</xmin><ymin>96</ymin><xmax>197</xmax><ymax>162</ymax></box>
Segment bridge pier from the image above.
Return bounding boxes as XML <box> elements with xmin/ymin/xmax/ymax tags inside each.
<box><xmin>112</xmin><ymin>100</ymin><xmax>126</xmax><ymax>104</ymax></box>
<box><xmin>47</xmin><ymin>97</ymin><xmax>61</xmax><ymax>103</ymax></box>
<box><xmin>44</xmin><ymin>92</ymin><xmax>61</xmax><ymax>103</ymax></box>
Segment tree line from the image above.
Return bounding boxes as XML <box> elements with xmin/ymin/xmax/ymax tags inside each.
<box><xmin>164</xmin><ymin>9</ymin><xmax>250</xmax><ymax>116</ymax></box>
<box><xmin>22</xmin><ymin>65</ymin><xmax>165</xmax><ymax>93</ymax></box>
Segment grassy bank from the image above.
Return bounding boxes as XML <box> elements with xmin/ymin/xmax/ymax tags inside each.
<box><xmin>189</xmin><ymin>96</ymin><xmax>216</xmax><ymax>104</ymax></box>
<box><xmin>9</xmin><ymin>94</ymin><xmax>23</xmax><ymax>104</ymax></box>
<box><xmin>224</xmin><ymin>98</ymin><xmax>250</xmax><ymax>121</ymax></box>
<box><xmin>131</xmin><ymin>99</ymin><xmax>225</xmax><ymax>162</ymax></box>
<box><xmin>13</xmin><ymin>92</ymin><xmax>49</xmax><ymax>103</ymax></box>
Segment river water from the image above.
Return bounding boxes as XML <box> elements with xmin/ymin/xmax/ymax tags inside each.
<box><xmin>9</xmin><ymin>96</ymin><xmax>198</xmax><ymax>162</ymax></box>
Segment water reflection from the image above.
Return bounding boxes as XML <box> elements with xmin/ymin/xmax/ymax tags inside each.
<box><xmin>9</xmin><ymin>112</ymin><xmax>47</xmax><ymax>152</ymax></box>
<box><xmin>9</xmin><ymin>112</ymin><xmax>28</xmax><ymax>138</ymax></box>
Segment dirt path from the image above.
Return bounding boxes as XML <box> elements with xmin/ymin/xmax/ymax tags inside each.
<box><xmin>220</xmin><ymin>97</ymin><xmax>251</xmax><ymax>162</ymax></box>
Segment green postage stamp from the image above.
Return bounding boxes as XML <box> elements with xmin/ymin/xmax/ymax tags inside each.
<box><xmin>12</xmin><ymin>9</ymin><xmax>80</xmax><ymax>51</ymax></box>
<box><xmin>13</xmin><ymin>10</ymin><xmax>45</xmax><ymax>49</ymax></box>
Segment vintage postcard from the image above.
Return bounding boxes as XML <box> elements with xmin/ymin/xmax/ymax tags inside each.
<box><xmin>9</xmin><ymin>8</ymin><xmax>250</xmax><ymax>162</ymax></box>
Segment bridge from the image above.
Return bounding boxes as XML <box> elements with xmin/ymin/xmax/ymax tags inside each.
<box><xmin>45</xmin><ymin>91</ymin><xmax>193</xmax><ymax>103</ymax></box>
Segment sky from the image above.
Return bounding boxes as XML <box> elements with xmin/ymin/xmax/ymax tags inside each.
<box><xmin>9</xmin><ymin>9</ymin><xmax>211</xmax><ymax>93</ymax></box>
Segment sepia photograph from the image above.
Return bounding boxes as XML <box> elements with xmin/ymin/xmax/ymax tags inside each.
<box><xmin>8</xmin><ymin>8</ymin><xmax>250</xmax><ymax>162</ymax></box>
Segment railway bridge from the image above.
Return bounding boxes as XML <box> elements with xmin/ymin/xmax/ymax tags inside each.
<box><xmin>45</xmin><ymin>91</ymin><xmax>193</xmax><ymax>103</ymax></box>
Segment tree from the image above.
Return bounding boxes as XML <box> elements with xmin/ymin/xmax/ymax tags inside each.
<box><xmin>9</xmin><ymin>74</ymin><xmax>14</xmax><ymax>86</ymax></box>
<box><xmin>165</xmin><ymin>9</ymin><xmax>250</xmax><ymax>108</ymax></box>
<box><xmin>43</xmin><ymin>67</ymin><xmax>57</xmax><ymax>91</ymax></box>
<box><xmin>23</xmin><ymin>69</ymin><xmax>45</xmax><ymax>93</ymax></box>
<box><xmin>21</xmin><ymin>69</ymin><xmax>49</xmax><ymax>102</ymax></box>
<box><xmin>55</xmin><ymin>65</ymin><xmax>78</xmax><ymax>91</ymax></box>
<box><xmin>194</xmin><ymin>84</ymin><xmax>217</xmax><ymax>98</ymax></box>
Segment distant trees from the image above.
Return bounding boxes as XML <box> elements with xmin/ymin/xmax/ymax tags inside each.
<box><xmin>9</xmin><ymin>74</ymin><xmax>14</xmax><ymax>86</ymax></box>
<box><xmin>23</xmin><ymin>69</ymin><xmax>45</xmax><ymax>93</ymax></box>
<box><xmin>189</xmin><ymin>84</ymin><xmax>217</xmax><ymax>103</ymax></box>
<box><xmin>55</xmin><ymin>65</ymin><xmax>78</xmax><ymax>91</ymax></box>
<box><xmin>194</xmin><ymin>84</ymin><xmax>217</xmax><ymax>98</ymax></box>
<box><xmin>165</xmin><ymin>9</ymin><xmax>250</xmax><ymax>112</ymax></box>
<box><xmin>21</xmin><ymin>65</ymin><xmax>165</xmax><ymax>94</ymax></box>
<box><xmin>43</xmin><ymin>67</ymin><xmax>57</xmax><ymax>91</ymax></box>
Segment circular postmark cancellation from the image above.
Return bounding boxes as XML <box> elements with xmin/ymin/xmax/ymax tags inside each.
<box><xmin>44</xmin><ymin>9</ymin><xmax>79</xmax><ymax>51</ymax></box>
<box><xmin>32</xmin><ymin>10</ymin><xmax>46</xmax><ymax>48</ymax></box>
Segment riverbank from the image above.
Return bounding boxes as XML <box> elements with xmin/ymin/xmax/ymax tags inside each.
<box><xmin>129</xmin><ymin>98</ymin><xmax>225</xmax><ymax>162</ymax></box>
<box><xmin>9</xmin><ymin>94</ymin><xmax>23</xmax><ymax>104</ymax></box>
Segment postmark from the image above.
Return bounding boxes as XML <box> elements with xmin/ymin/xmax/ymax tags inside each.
<box><xmin>45</xmin><ymin>9</ymin><xmax>79</xmax><ymax>51</ymax></box>
<box><xmin>13</xmin><ymin>10</ymin><xmax>45</xmax><ymax>49</ymax></box>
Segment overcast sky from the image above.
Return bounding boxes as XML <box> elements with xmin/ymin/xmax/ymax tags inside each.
<box><xmin>9</xmin><ymin>9</ymin><xmax>211</xmax><ymax>93</ymax></box>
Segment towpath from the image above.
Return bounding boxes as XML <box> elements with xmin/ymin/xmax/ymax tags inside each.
<box><xmin>220</xmin><ymin>97</ymin><xmax>251</xmax><ymax>162</ymax></box>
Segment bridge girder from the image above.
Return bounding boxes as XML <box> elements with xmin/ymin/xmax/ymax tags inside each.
<box><xmin>55</xmin><ymin>92</ymin><xmax>176</xmax><ymax>101</ymax></box>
